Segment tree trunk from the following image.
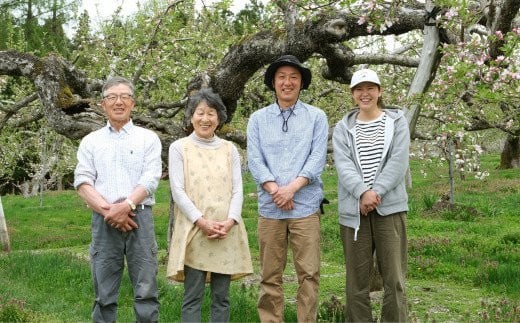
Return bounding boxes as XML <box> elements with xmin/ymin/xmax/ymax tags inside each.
<box><xmin>499</xmin><ymin>135</ymin><xmax>520</xmax><ymax>169</ymax></box>
<box><xmin>167</xmin><ymin>194</ymin><xmax>175</xmax><ymax>255</ymax></box>
<box><xmin>0</xmin><ymin>196</ymin><xmax>11</xmax><ymax>253</ymax></box>
<box><xmin>404</xmin><ymin>0</ymin><xmax>442</xmax><ymax>137</ymax></box>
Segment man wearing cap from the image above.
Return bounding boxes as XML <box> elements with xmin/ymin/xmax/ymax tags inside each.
<box><xmin>247</xmin><ymin>54</ymin><xmax>329</xmax><ymax>322</ymax></box>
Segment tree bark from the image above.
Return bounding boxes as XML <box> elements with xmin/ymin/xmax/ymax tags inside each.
<box><xmin>1</xmin><ymin>4</ymin><xmax>429</xmax><ymax>155</ymax></box>
<box><xmin>499</xmin><ymin>135</ymin><xmax>520</xmax><ymax>169</ymax></box>
<box><xmin>405</xmin><ymin>1</ymin><xmax>443</xmax><ymax>137</ymax></box>
<box><xmin>0</xmin><ymin>196</ymin><xmax>10</xmax><ymax>253</ymax></box>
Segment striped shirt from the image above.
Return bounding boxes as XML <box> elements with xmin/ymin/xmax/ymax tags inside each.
<box><xmin>74</xmin><ymin>120</ymin><xmax>162</xmax><ymax>205</ymax></box>
<box><xmin>355</xmin><ymin>113</ymin><xmax>386</xmax><ymax>188</ymax></box>
<box><xmin>247</xmin><ymin>100</ymin><xmax>329</xmax><ymax>219</ymax></box>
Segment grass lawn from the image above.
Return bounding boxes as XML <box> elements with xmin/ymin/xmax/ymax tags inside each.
<box><xmin>1</xmin><ymin>154</ymin><xmax>519</xmax><ymax>322</ymax></box>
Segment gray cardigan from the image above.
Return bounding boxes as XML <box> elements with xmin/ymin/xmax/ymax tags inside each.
<box><xmin>332</xmin><ymin>108</ymin><xmax>410</xmax><ymax>240</ymax></box>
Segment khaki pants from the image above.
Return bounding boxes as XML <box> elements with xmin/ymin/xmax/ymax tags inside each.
<box><xmin>341</xmin><ymin>211</ymin><xmax>408</xmax><ymax>322</ymax></box>
<box><xmin>257</xmin><ymin>213</ymin><xmax>321</xmax><ymax>323</ymax></box>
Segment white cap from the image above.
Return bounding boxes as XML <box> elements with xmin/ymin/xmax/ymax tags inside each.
<box><xmin>350</xmin><ymin>68</ymin><xmax>381</xmax><ymax>88</ymax></box>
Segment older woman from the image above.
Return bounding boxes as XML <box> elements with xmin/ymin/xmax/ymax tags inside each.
<box><xmin>333</xmin><ymin>68</ymin><xmax>410</xmax><ymax>322</ymax></box>
<box><xmin>166</xmin><ymin>88</ymin><xmax>253</xmax><ymax>322</ymax></box>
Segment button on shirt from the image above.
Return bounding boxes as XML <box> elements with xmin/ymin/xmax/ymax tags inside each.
<box><xmin>74</xmin><ymin>120</ymin><xmax>162</xmax><ymax>205</ymax></box>
<box><xmin>247</xmin><ymin>100</ymin><xmax>329</xmax><ymax>219</ymax></box>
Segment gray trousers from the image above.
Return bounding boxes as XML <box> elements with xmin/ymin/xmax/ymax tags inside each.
<box><xmin>90</xmin><ymin>206</ymin><xmax>159</xmax><ymax>323</ymax></box>
<box><xmin>182</xmin><ymin>265</ymin><xmax>231</xmax><ymax>323</ymax></box>
<box><xmin>341</xmin><ymin>211</ymin><xmax>408</xmax><ymax>322</ymax></box>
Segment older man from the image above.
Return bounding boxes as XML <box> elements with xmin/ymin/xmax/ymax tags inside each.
<box><xmin>74</xmin><ymin>76</ymin><xmax>162</xmax><ymax>323</ymax></box>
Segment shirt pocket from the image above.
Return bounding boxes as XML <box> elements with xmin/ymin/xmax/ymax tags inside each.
<box><xmin>126</xmin><ymin>141</ymin><xmax>146</xmax><ymax>174</ymax></box>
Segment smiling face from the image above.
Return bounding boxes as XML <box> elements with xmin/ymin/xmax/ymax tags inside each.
<box><xmin>101</xmin><ymin>83</ymin><xmax>135</xmax><ymax>131</ymax></box>
<box><xmin>351</xmin><ymin>81</ymin><xmax>382</xmax><ymax>113</ymax></box>
<box><xmin>191</xmin><ymin>101</ymin><xmax>219</xmax><ymax>139</ymax></box>
<box><xmin>273</xmin><ymin>65</ymin><xmax>302</xmax><ymax>108</ymax></box>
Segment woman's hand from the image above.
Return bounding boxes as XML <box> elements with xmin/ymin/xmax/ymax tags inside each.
<box><xmin>359</xmin><ymin>190</ymin><xmax>381</xmax><ymax>216</ymax></box>
<box><xmin>214</xmin><ymin>218</ymin><xmax>236</xmax><ymax>239</ymax></box>
<box><xmin>195</xmin><ymin>217</ymin><xmax>227</xmax><ymax>239</ymax></box>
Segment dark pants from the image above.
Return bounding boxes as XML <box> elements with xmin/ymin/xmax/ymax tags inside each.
<box><xmin>182</xmin><ymin>265</ymin><xmax>231</xmax><ymax>323</ymax></box>
<box><xmin>341</xmin><ymin>211</ymin><xmax>407</xmax><ymax>322</ymax></box>
<box><xmin>90</xmin><ymin>206</ymin><xmax>159</xmax><ymax>323</ymax></box>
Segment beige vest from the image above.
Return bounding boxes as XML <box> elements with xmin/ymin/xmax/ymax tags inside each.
<box><xmin>166</xmin><ymin>138</ymin><xmax>253</xmax><ymax>282</ymax></box>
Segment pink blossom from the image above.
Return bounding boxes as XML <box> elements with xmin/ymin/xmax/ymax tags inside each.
<box><xmin>445</xmin><ymin>8</ymin><xmax>458</xmax><ymax>20</ymax></box>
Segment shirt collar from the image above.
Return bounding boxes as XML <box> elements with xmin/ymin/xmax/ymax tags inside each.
<box><xmin>268</xmin><ymin>100</ymin><xmax>302</xmax><ymax>115</ymax></box>
<box><xmin>106</xmin><ymin>119</ymin><xmax>133</xmax><ymax>134</ymax></box>
<box><xmin>190</xmin><ymin>131</ymin><xmax>218</xmax><ymax>144</ymax></box>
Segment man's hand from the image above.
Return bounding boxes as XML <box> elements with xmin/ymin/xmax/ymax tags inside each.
<box><xmin>271</xmin><ymin>185</ymin><xmax>296</xmax><ymax>210</ymax></box>
<box><xmin>104</xmin><ymin>202</ymin><xmax>138</xmax><ymax>232</ymax></box>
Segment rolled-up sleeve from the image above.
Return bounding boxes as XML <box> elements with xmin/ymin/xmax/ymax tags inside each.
<box><xmin>137</xmin><ymin>133</ymin><xmax>162</xmax><ymax>195</ymax></box>
<box><xmin>74</xmin><ymin>137</ymin><xmax>96</xmax><ymax>189</ymax></box>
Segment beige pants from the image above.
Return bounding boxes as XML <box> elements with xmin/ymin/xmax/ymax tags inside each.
<box><xmin>257</xmin><ymin>213</ymin><xmax>321</xmax><ymax>323</ymax></box>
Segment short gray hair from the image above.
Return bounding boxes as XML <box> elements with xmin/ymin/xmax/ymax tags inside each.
<box><xmin>101</xmin><ymin>76</ymin><xmax>135</xmax><ymax>98</ymax></box>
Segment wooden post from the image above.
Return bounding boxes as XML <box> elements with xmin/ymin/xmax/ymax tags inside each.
<box><xmin>0</xmin><ymin>196</ymin><xmax>11</xmax><ymax>253</ymax></box>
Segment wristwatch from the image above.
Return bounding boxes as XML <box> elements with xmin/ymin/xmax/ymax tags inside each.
<box><xmin>125</xmin><ymin>198</ymin><xmax>136</xmax><ymax>211</ymax></box>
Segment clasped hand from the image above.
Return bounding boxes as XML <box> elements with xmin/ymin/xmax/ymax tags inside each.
<box><xmin>103</xmin><ymin>202</ymin><xmax>138</xmax><ymax>232</ymax></box>
<box><xmin>271</xmin><ymin>186</ymin><xmax>295</xmax><ymax>210</ymax></box>
<box><xmin>360</xmin><ymin>190</ymin><xmax>381</xmax><ymax>216</ymax></box>
<box><xmin>196</xmin><ymin>217</ymin><xmax>235</xmax><ymax>240</ymax></box>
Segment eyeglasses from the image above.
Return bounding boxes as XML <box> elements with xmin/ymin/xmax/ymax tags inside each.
<box><xmin>103</xmin><ymin>94</ymin><xmax>134</xmax><ymax>103</ymax></box>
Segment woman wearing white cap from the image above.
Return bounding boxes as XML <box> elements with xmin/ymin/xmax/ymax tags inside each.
<box><xmin>332</xmin><ymin>68</ymin><xmax>410</xmax><ymax>322</ymax></box>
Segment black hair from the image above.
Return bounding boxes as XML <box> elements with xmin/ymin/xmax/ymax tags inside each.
<box><xmin>184</xmin><ymin>88</ymin><xmax>228</xmax><ymax>134</ymax></box>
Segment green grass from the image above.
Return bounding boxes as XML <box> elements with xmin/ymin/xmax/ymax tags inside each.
<box><xmin>1</xmin><ymin>154</ymin><xmax>519</xmax><ymax>322</ymax></box>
